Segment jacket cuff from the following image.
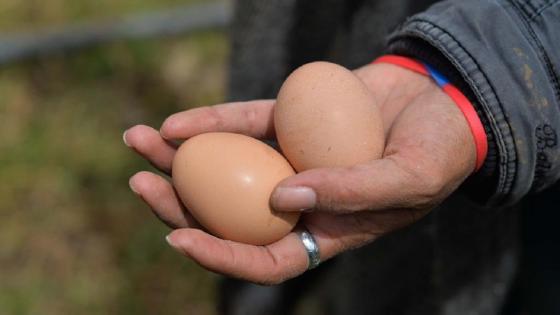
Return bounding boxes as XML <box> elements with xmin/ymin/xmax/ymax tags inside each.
<box><xmin>385</xmin><ymin>1</ymin><xmax>560</xmax><ymax>206</ymax></box>
<box><xmin>386</xmin><ymin>38</ymin><xmax>499</xmax><ymax>204</ymax></box>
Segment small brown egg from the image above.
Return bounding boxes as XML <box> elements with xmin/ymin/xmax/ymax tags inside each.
<box><xmin>274</xmin><ymin>61</ymin><xmax>384</xmax><ymax>171</ymax></box>
<box><xmin>172</xmin><ymin>132</ymin><xmax>300</xmax><ymax>246</ymax></box>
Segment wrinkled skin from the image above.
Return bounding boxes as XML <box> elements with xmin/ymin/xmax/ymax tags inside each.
<box><xmin>123</xmin><ymin>62</ymin><xmax>476</xmax><ymax>285</ymax></box>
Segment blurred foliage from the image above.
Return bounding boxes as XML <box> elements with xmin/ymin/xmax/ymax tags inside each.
<box><xmin>0</xmin><ymin>1</ymin><xmax>226</xmax><ymax>314</ymax></box>
<box><xmin>0</xmin><ymin>0</ymin><xmax>206</xmax><ymax>31</ymax></box>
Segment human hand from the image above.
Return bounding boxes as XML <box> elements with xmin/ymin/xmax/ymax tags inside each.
<box><xmin>123</xmin><ymin>61</ymin><xmax>476</xmax><ymax>284</ymax></box>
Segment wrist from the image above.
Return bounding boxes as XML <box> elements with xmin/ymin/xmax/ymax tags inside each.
<box><xmin>354</xmin><ymin>62</ymin><xmax>435</xmax><ymax>101</ymax></box>
<box><xmin>353</xmin><ymin>62</ymin><xmax>440</xmax><ymax>134</ymax></box>
<box><xmin>385</xmin><ymin>40</ymin><xmax>498</xmax><ymax>179</ymax></box>
<box><xmin>373</xmin><ymin>55</ymin><xmax>487</xmax><ymax>173</ymax></box>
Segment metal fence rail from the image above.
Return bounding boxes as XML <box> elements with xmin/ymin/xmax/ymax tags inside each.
<box><xmin>0</xmin><ymin>1</ymin><xmax>231</xmax><ymax>66</ymax></box>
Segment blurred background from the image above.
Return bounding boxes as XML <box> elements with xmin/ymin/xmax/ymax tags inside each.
<box><xmin>0</xmin><ymin>1</ymin><xmax>228</xmax><ymax>314</ymax></box>
<box><xmin>2</xmin><ymin>1</ymin><xmax>559</xmax><ymax>315</ymax></box>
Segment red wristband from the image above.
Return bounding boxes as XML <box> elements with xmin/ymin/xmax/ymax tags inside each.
<box><xmin>373</xmin><ymin>55</ymin><xmax>488</xmax><ymax>173</ymax></box>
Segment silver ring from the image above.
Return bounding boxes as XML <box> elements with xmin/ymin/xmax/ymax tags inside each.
<box><xmin>298</xmin><ymin>229</ymin><xmax>321</xmax><ymax>270</ymax></box>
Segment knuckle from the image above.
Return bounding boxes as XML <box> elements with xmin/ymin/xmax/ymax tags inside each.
<box><xmin>322</xmin><ymin>187</ymin><xmax>355</xmax><ymax>211</ymax></box>
<box><xmin>316</xmin><ymin>169</ymin><xmax>367</xmax><ymax>213</ymax></box>
<box><xmin>411</xmin><ymin>174</ymin><xmax>446</xmax><ymax>208</ymax></box>
<box><xmin>255</xmin><ymin>268</ymin><xmax>286</xmax><ymax>285</ymax></box>
<box><xmin>395</xmin><ymin>158</ymin><xmax>446</xmax><ymax>208</ymax></box>
<box><xmin>259</xmin><ymin>276</ymin><xmax>284</xmax><ymax>286</ymax></box>
<box><xmin>419</xmin><ymin>174</ymin><xmax>445</xmax><ymax>198</ymax></box>
<box><xmin>243</xmin><ymin>106</ymin><xmax>259</xmax><ymax>136</ymax></box>
<box><xmin>206</xmin><ymin>106</ymin><xmax>225</xmax><ymax>130</ymax></box>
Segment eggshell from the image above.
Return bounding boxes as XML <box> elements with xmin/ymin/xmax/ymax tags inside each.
<box><xmin>274</xmin><ymin>61</ymin><xmax>384</xmax><ymax>171</ymax></box>
<box><xmin>172</xmin><ymin>132</ymin><xmax>300</xmax><ymax>246</ymax></box>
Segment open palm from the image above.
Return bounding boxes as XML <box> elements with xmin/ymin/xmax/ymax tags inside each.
<box><xmin>124</xmin><ymin>62</ymin><xmax>476</xmax><ymax>284</ymax></box>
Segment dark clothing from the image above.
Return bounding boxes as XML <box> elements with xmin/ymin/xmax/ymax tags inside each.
<box><xmin>388</xmin><ymin>0</ymin><xmax>560</xmax><ymax>207</ymax></box>
<box><xmin>222</xmin><ymin>1</ymin><xmax>560</xmax><ymax>314</ymax></box>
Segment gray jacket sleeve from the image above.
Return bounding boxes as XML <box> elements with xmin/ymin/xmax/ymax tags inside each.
<box><xmin>386</xmin><ymin>0</ymin><xmax>560</xmax><ymax>206</ymax></box>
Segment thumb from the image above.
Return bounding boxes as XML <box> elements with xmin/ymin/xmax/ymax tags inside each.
<box><xmin>270</xmin><ymin>156</ymin><xmax>441</xmax><ymax>214</ymax></box>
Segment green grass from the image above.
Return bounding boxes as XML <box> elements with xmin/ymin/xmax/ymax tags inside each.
<box><xmin>0</xmin><ymin>2</ymin><xmax>226</xmax><ymax>314</ymax></box>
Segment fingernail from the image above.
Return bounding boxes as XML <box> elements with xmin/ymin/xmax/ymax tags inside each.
<box><xmin>166</xmin><ymin>233</ymin><xmax>192</xmax><ymax>258</ymax></box>
<box><xmin>271</xmin><ymin>187</ymin><xmax>316</xmax><ymax>212</ymax></box>
<box><xmin>159</xmin><ymin>127</ymin><xmax>168</xmax><ymax>140</ymax></box>
<box><xmin>123</xmin><ymin>130</ymin><xmax>131</xmax><ymax>147</ymax></box>
<box><xmin>159</xmin><ymin>118</ymin><xmax>175</xmax><ymax>140</ymax></box>
<box><xmin>165</xmin><ymin>234</ymin><xmax>176</xmax><ymax>247</ymax></box>
<box><xmin>166</xmin><ymin>234</ymin><xmax>184</xmax><ymax>254</ymax></box>
<box><xmin>128</xmin><ymin>178</ymin><xmax>140</xmax><ymax>195</ymax></box>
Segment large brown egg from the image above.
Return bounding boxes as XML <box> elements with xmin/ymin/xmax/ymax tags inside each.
<box><xmin>274</xmin><ymin>61</ymin><xmax>384</xmax><ymax>171</ymax></box>
<box><xmin>172</xmin><ymin>132</ymin><xmax>300</xmax><ymax>245</ymax></box>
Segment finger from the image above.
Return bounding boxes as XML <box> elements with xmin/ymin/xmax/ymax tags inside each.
<box><xmin>303</xmin><ymin>208</ymin><xmax>430</xmax><ymax>261</ymax></box>
<box><xmin>271</xmin><ymin>157</ymin><xmax>436</xmax><ymax>214</ymax></box>
<box><xmin>129</xmin><ymin>171</ymin><xmax>198</xmax><ymax>229</ymax></box>
<box><xmin>271</xmin><ymin>89</ymin><xmax>475</xmax><ymax>214</ymax></box>
<box><xmin>165</xmin><ymin>228</ymin><xmax>308</xmax><ymax>285</ymax></box>
<box><xmin>160</xmin><ymin>100</ymin><xmax>275</xmax><ymax>140</ymax></box>
<box><xmin>124</xmin><ymin>125</ymin><xmax>177</xmax><ymax>174</ymax></box>
<box><xmin>164</xmin><ymin>209</ymin><xmax>423</xmax><ymax>284</ymax></box>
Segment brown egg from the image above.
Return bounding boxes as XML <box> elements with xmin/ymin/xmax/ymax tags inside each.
<box><xmin>274</xmin><ymin>61</ymin><xmax>384</xmax><ymax>171</ymax></box>
<box><xmin>172</xmin><ymin>132</ymin><xmax>300</xmax><ymax>246</ymax></box>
